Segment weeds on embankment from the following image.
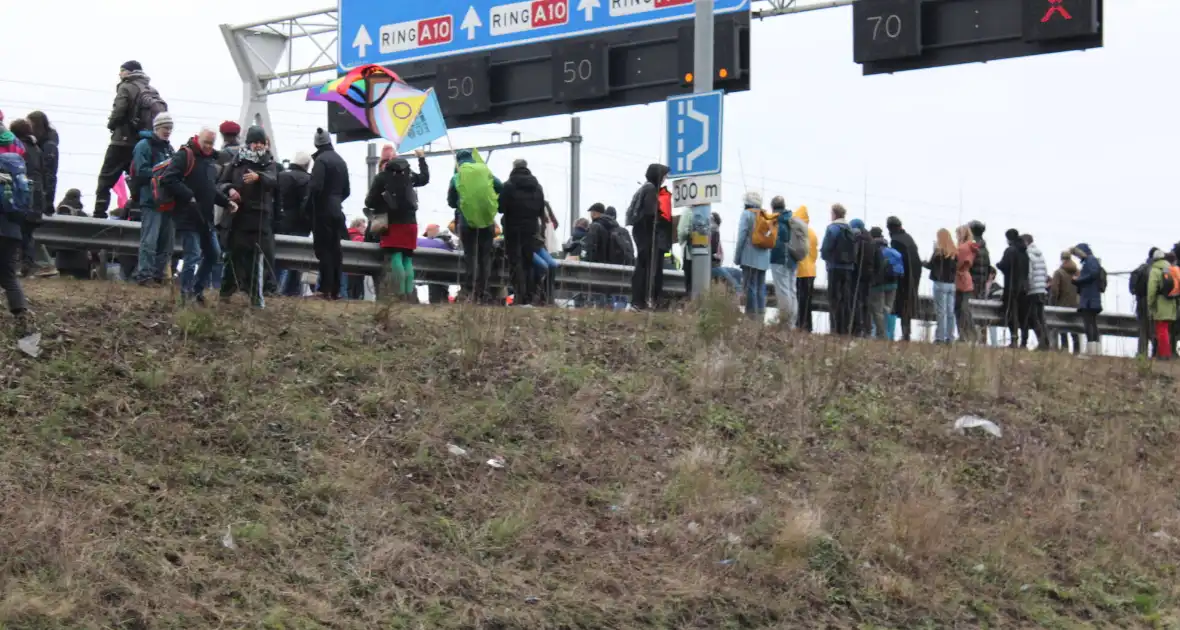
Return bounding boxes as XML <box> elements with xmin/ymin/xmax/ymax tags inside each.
<box><xmin>1</xmin><ymin>280</ymin><xmax>1179</xmax><ymax>629</ymax></box>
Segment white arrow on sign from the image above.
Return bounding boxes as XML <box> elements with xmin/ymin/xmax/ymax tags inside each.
<box><xmin>352</xmin><ymin>25</ymin><xmax>373</xmax><ymax>58</ymax></box>
<box><xmin>684</xmin><ymin>101</ymin><xmax>710</xmax><ymax>172</ymax></box>
<box><xmin>577</xmin><ymin>0</ymin><xmax>601</xmax><ymax>20</ymax></box>
<box><xmin>461</xmin><ymin>6</ymin><xmax>483</xmax><ymax>40</ymax></box>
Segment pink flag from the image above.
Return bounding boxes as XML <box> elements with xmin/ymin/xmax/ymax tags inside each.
<box><xmin>113</xmin><ymin>173</ymin><xmax>129</xmax><ymax>209</ymax></box>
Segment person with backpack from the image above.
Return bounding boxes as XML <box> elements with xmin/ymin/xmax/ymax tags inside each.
<box><xmin>217</xmin><ymin>126</ymin><xmax>280</xmax><ymax>308</ymax></box>
<box><xmin>129</xmin><ymin>112</ymin><xmax>175</xmax><ymax>286</ymax></box>
<box><xmin>0</xmin><ymin>151</ymin><xmax>32</xmax><ymax>334</ymax></box>
<box><xmin>850</xmin><ymin>218</ymin><xmax>876</xmax><ymax>336</ymax></box>
<box><xmin>820</xmin><ymin>203</ymin><xmax>857</xmax><ymax>335</ymax></box>
<box><xmin>794</xmin><ymin>206</ymin><xmax>819</xmax><ymax>332</ymax></box>
<box><xmin>95</xmin><ymin>61</ymin><xmax>165</xmax><ymax>219</ymax></box>
<box><xmin>768</xmin><ymin>196</ymin><xmax>807</xmax><ymax>329</ymax></box>
<box><xmin>366</xmin><ymin>148</ymin><xmax>429</xmax><ymax>301</ymax></box>
<box><xmin>886</xmin><ymin>216</ymin><xmax>922</xmax><ymax>342</ymax></box>
<box><xmin>1021</xmin><ymin>234</ymin><xmax>1050</xmax><ymax>351</ymax></box>
<box><xmin>1051</xmin><ymin>250</ymin><xmax>1082</xmax><ymax>354</ymax></box>
<box><xmin>162</xmin><ymin>127</ymin><xmax>236</xmax><ymax>305</ymax></box>
<box><xmin>926</xmin><ymin>228</ymin><xmax>958</xmax><ymax>344</ymax></box>
<box><xmin>447</xmin><ymin>148</ymin><xmax>501</xmax><ymax>304</ymax></box>
<box><xmin>954</xmin><ymin>225</ymin><xmax>979</xmax><ymax>343</ymax></box>
<box><xmin>306</xmin><ymin>128</ymin><xmax>350</xmax><ymax>300</ymax></box>
<box><xmin>997</xmin><ymin>229</ymin><xmax>1031</xmax><ymax>349</ymax></box>
<box><xmin>1071</xmin><ymin>243</ymin><xmax>1104</xmax><ymax>355</ymax></box>
<box><xmin>626</xmin><ymin>163</ymin><xmax>673</xmax><ymax>311</ymax></box>
<box><xmin>869</xmin><ymin>227</ymin><xmax>900</xmax><ymax>340</ymax></box>
<box><xmin>496</xmin><ymin>158</ymin><xmax>546</xmax><ymax>306</ymax></box>
<box><xmin>6</xmin><ymin>119</ymin><xmax>55</xmax><ymax>278</ymax></box>
<box><xmin>734</xmin><ymin>191</ymin><xmax>772</xmax><ymax>322</ymax></box>
<box><xmin>563</xmin><ymin>217</ymin><xmax>590</xmax><ymax>260</ymax></box>
<box><xmin>1145</xmin><ymin>248</ymin><xmax>1177</xmax><ymax>360</ymax></box>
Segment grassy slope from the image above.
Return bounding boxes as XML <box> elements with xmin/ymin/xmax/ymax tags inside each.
<box><xmin>2</xmin><ymin>280</ymin><xmax>1179</xmax><ymax>629</ymax></box>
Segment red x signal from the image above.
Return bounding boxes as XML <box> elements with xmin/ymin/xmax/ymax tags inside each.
<box><xmin>1041</xmin><ymin>0</ymin><xmax>1073</xmax><ymax>22</ymax></box>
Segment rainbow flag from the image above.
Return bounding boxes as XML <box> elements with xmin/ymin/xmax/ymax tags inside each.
<box><xmin>305</xmin><ymin>64</ymin><xmax>429</xmax><ymax>149</ymax></box>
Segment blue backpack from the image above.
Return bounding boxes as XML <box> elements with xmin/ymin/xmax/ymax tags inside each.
<box><xmin>881</xmin><ymin>246</ymin><xmax>904</xmax><ymax>280</ymax></box>
<box><xmin>0</xmin><ymin>153</ymin><xmax>33</xmax><ymax>221</ymax></box>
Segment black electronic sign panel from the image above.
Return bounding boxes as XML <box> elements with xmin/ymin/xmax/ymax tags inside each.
<box><xmin>329</xmin><ymin>12</ymin><xmax>750</xmax><ymax>142</ymax></box>
<box><xmin>855</xmin><ymin>0</ymin><xmax>1102</xmax><ymax>75</ymax></box>
<box><xmin>853</xmin><ymin>0</ymin><xmax>922</xmax><ymax>63</ymax></box>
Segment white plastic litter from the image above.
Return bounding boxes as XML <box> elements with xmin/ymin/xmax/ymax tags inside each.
<box><xmin>486</xmin><ymin>457</ymin><xmax>506</xmax><ymax>469</ymax></box>
<box><xmin>17</xmin><ymin>333</ymin><xmax>41</xmax><ymax>358</ymax></box>
<box><xmin>447</xmin><ymin>444</ymin><xmax>468</xmax><ymax>457</ymax></box>
<box><xmin>953</xmin><ymin>416</ymin><xmax>1002</xmax><ymax>438</ymax></box>
<box><xmin>221</xmin><ymin>526</ymin><xmax>236</xmax><ymax>550</ymax></box>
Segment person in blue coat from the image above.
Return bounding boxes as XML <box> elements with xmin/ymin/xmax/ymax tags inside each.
<box><xmin>0</xmin><ymin>152</ymin><xmax>31</xmax><ymax>334</ymax></box>
<box><xmin>734</xmin><ymin>191</ymin><xmax>771</xmax><ymax>321</ymax></box>
<box><xmin>1071</xmin><ymin>242</ymin><xmax>1103</xmax><ymax>354</ymax></box>
<box><xmin>130</xmin><ymin>112</ymin><xmax>175</xmax><ymax>285</ymax></box>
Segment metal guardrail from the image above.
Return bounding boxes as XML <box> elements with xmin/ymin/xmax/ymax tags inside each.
<box><xmin>36</xmin><ymin>216</ymin><xmax>1139</xmax><ymax>338</ymax></box>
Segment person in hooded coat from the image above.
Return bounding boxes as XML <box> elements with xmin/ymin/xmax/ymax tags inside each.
<box><xmin>447</xmin><ymin>148</ymin><xmax>503</xmax><ymax>303</ymax></box>
<box><xmin>996</xmin><ymin>229</ymin><xmax>1030</xmax><ymax>348</ymax></box>
<box><xmin>163</xmin><ymin>127</ymin><xmax>233</xmax><ymax>304</ymax></box>
<box><xmin>217</xmin><ymin>126</ymin><xmax>279</xmax><ymax>307</ymax></box>
<box><xmin>886</xmin><ymin>216</ymin><xmax>921</xmax><ymax>342</ymax></box>
<box><xmin>794</xmin><ymin>206</ymin><xmax>819</xmax><ymax>332</ymax></box>
<box><xmin>0</xmin><ymin>155</ymin><xmax>29</xmax><ymax>334</ymax></box>
<box><xmin>1071</xmin><ymin>243</ymin><xmax>1103</xmax><ymax>353</ymax></box>
<box><xmin>96</xmin><ymin>61</ymin><xmax>159</xmax><ymax>218</ymax></box>
<box><xmin>849</xmin><ymin>218</ymin><xmax>876</xmax><ymax>336</ymax></box>
<box><xmin>627</xmin><ymin>163</ymin><xmax>672</xmax><ymax>311</ymax></box>
<box><xmin>497</xmin><ymin>158</ymin><xmax>547</xmax><ymax>306</ymax></box>
<box><xmin>366</xmin><ymin>148</ymin><xmax>429</xmax><ymax>300</ymax></box>
<box><xmin>1146</xmin><ymin>249</ymin><xmax>1177</xmax><ymax>360</ymax></box>
<box><xmin>1050</xmin><ymin>249</ymin><xmax>1082</xmax><ymax>354</ymax></box>
<box><xmin>51</xmin><ymin>189</ymin><xmax>94</xmax><ymax>279</ymax></box>
<box><xmin>307</xmin><ymin>128</ymin><xmax>350</xmax><ymax>300</ymax></box>
<box><xmin>27</xmin><ymin>112</ymin><xmax>58</xmax><ymax>216</ymax></box>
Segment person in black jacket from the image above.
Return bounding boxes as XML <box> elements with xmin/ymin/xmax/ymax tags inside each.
<box><xmin>498</xmin><ymin>159</ymin><xmax>547</xmax><ymax>306</ymax></box>
<box><xmin>996</xmin><ymin>228</ymin><xmax>1030</xmax><ymax>347</ymax></box>
<box><xmin>217</xmin><ymin>126</ymin><xmax>278</xmax><ymax>307</ymax></box>
<box><xmin>850</xmin><ymin>218</ymin><xmax>877</xmax><ymax>337</ymax></box>
<box><xmin>276</xmin><ymin>151</ymin><xmax>312</xmax><ymax>296</ymax></box>
<box><xmin>628</xmin><ymin>163</ymin><xmax>672</xmax><ymax>311</ymax></box>
<box><xmin>887</xmin><ymin>216</ymin><xmax>922</xmax><ymax>342</ymax></box>
<box><xmin>164</xmin><ymin>128</ymin><xmax>234</xmax><ymax>304</ymax></box>
<box><xmin>925</xmin><ymin>228</ymin><xmax>958</xmax><ymax>344</ymax></box>
<box><xmin>95</xmin><ymin>61</ymin><xmax>160</xmax><ymax>218</ymax></box>
<box><xmin>6</xmin><ymin>119</ymin><xmax>55</xmax><ymax>278</ymax></box>
<box><xmin>579</xmin><ymin>203</ymin><xmax>610</xmax><ymax>264</ymax></box>
<box><xmin>27</xmin><ymin>112</ymin><xmax>58</xmax><ymax>216</ymax></box>
<box><xmin>51</xmin><ymin>189</ymin><xmax>94</xmax><ymax>279</ymax></box>
<box><xmin>307</xmin><ymin>128</ymin><xmax>350</xmax><ymax>300</ymax></box>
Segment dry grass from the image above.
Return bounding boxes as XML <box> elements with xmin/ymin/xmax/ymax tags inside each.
<box><xmin>1</xmin><ymin>278</ymin><xmax>1179</xmax><ymax>629</ymax></box>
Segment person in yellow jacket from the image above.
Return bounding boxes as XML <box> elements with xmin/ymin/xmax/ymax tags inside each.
<box><xmin>794</xmin><ymin>205</ymin><xmax>819</xmax><ymax>331</ymax></box>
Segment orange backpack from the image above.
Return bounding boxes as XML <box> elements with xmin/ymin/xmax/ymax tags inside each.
<box><xmin>749</xmin><ymin>209</ymin><xmax>780</xmax><ymax>250</ymax></box>
<box><xmin>1163</xmin><ymin>265</ymin><xmax>1180</xmax><ymax>299</ymax></box>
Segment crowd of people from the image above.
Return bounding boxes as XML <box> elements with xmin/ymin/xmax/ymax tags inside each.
<box><xmin>1</xmin><ymin>60</ymin><xmax>1176</xmax><ymax>358</ymax></box>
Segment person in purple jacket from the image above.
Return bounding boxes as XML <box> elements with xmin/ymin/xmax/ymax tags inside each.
<box><xmin>419</xmin><ymin>224</ymin><xmax>455</xmax><ymax>303</ymax></box>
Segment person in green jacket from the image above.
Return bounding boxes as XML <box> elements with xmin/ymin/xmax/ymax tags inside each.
<box><xmin>446</xmin><ymin>148</ymin><xmax>502</xmax><ymax>303</ymax></box>
<box><xmin>1146</xmin><ymin>249</ymin><xmax>1177</xmax><ymax>359</ymax></box>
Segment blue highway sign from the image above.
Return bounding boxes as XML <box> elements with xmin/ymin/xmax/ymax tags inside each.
<box><xmin>666</xmin><ymin>90</ymin><xmax>724</xmax><ymax>179</ymax></box>
<box><xmin>338</xmin><ymin>0</ymin><xmax>750</xmax><ymax>70</ymax></box>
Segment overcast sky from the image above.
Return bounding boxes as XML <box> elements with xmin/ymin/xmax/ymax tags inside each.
<box><xmin>2</xmin><ymin>0</ymin><xmax>1174</xmax><ymax>319</ymax></box>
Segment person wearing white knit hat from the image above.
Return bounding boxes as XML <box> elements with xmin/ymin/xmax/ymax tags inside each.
<box><xmin>129</xmin><ymin>109</ymin><xmax>176</xmax><ymax>285</ymax></box>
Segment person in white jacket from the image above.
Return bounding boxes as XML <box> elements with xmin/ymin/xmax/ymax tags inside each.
<box><xmin>1021</xmin><ymin>233</ymin><xmax>1050</xmax><ymax>350</ymax></box>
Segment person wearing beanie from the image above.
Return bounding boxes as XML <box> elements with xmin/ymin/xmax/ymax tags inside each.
<box><xmin>306</xmin><ymin>127</ymin><xmax>350</xmax><ymax>300</ymax></box>
<box><xmin>996</xmin><ymin>228</ymin><xmax>1030</xmax><ymax>348</ymax></box>
<box><xmin>885</xmin><ymin>215</ymin><xmax>920</xmax><ymax>341</ymax></box>
<box><xmin>274</xmin><ymin>150</ymin><xmax>314</xmax><ymax>296</ymax></box>
<box><xmin>96</xmin><ymin>59</ymin><xmax>161</xmax><ymax>218</ymax></box>
<box><xmin>1050</xmin><ymin>248</ymin><xmax>1082</xmax><ymax>354</ymax></box>
<box><xmin>734</xmin><ymin>191</ymin><xmax>772</xmax><ymax>321</ymax></box>
<box><xmin>496</xmin><ymin>156</ymin><xmax>546</xmax><ymax>305</ymax></box>
<box><xmin>129</xmin><ymin>110</ymin><xmax>175</xmax><ymax>285</ymax></box>
<box><xmin>6</xmin><ymin>119</ymin><xmax>57</xmax><ymax>279</ymax></box>
<box><xmin>1145</xmin><ymin>248</ymin><xmax>1177</xmax><ymax>359</ymax></box>
<box><xmin>216</xmin><ymin>125</ymin><xmax>279</xmax><ymax>307</ymax></box>
<box><xmin>848</xmin><ymin>217</ymin><xmax>876</xmax><ymax>336</ymax></box>
<box><xmin>767</xmin><ymin>196</ymin><xmax>800</xmax><ymax>330</ymax></box>
<box><xmin>0</xmin><ymin>145</ymin><xmax>31</xmax><ymax>333</ymax></box>
<box><xmin>26</xmin><ymin>112</ymin><xmax>59</xmax><ymax>216</ymax></box>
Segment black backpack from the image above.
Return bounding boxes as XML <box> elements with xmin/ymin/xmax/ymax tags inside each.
<box><xmin>381</xmin><ymin>160</ymin><xmax>418</xmax><ymax>213</ymax></box>
<box><xmin>1097</xmin><ymin>266</ymin><xmax>1108</xmax><ymax>293</ymax></box>
<box><xmin>132</xmin><ymin>85</ymin><xmax>168</xmax><ymax>132</ymax></box>
<box><xmin>1131</xmin><ymin>263</ymin><xmax>1150</xmax><ymax>298</ymax></box>
<box><xmin>833</xmin><ymin>224</ymin><xmax>857</xmax><ymax>266</ymax></box>
<box><xmin>609</xmin><ymin>226</ymin><xmax>635</xmax><ymax>265</ymax></box>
